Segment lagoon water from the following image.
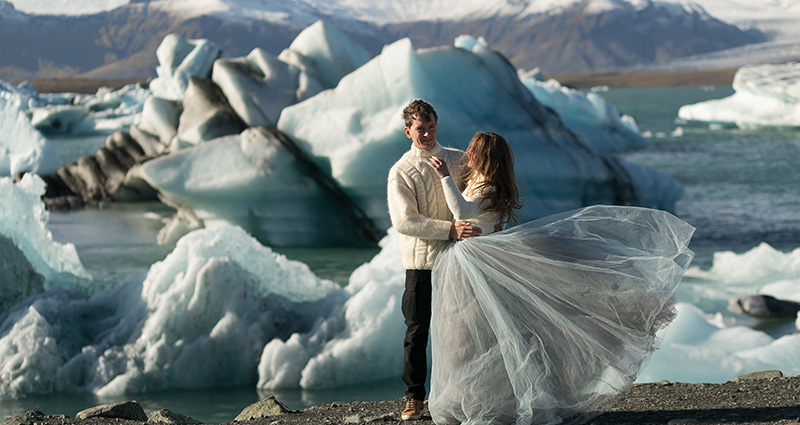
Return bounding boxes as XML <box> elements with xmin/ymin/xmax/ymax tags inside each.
<box><xmin>3</xmin><ymin>85</ymin><xmax>800</xmax><ymax>423</ymax></box>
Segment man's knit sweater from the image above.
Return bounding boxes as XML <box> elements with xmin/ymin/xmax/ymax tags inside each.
<box><xmin>387</xmin><ymin>142</ymin><xmax>465</xmax><ymax>270</ymax></box>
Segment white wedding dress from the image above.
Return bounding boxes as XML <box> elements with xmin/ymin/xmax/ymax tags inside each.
<box><xmin>428</xmin><ymin>176</ymin><xmax>695</xmax><ymax>425</ymax></box>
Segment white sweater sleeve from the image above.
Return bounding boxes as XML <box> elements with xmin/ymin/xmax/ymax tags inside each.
<box><xmin>441</xmin><ymin>176</ymin><xmax>485</xmax><ymax>221</ymax></box>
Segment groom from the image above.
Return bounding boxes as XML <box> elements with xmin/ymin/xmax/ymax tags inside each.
<box><xmin>387</xmin><ymin>99</ymin><xmax>482</xmax><ymax>421</ymax></box>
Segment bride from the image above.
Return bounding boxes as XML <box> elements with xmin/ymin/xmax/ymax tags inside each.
<box><xmin>426</xmin><ymin>132</ymin><xmax>694</xmax><ymax>425</ymax></box>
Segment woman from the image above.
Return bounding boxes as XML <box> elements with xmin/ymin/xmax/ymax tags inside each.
<box><xmin>426</xmin><ymin>132</ymin><xmax>694</xmax><ymax>425</ymax></box>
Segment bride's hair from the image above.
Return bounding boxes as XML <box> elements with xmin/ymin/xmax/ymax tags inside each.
<box><xmin>463</xmin><ymin>132</ymin><xmax>523</xmax><ymax>225</ymax></box>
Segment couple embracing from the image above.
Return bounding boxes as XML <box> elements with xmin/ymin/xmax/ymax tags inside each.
<box><xmin>387</xmin><ymin>100</ymin><xmax>695</xmax><ymax>425</ymax></box>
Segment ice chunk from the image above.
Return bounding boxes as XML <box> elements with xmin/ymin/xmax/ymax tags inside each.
<box><xmin>678</xmin><ymin>62</ymin><xmax>800</xmax><ymax>128</ymax></box>
<box><xmin>212</xmin><ymin>21</ymin><xmax>369</xmax><ymax>127</ymax></box>
<box><xmin>455</xmin><ymin>34</ymin><xmax>645</xmax><ymax>153</ymax></box>
<box><xmin>518</xmin><ymin>72</ymin><xmax>645</xmax><ymax>153</ymax></box>
<box><xmin>638</xmin><ymin>303</ymin><xmax>800</xmax><ymax>383</ymax></box>
<box><xmin>0</xmin><ymin>225</ymin><xmax>346</xmax><ymax>398</ymax></box>
<box><xmin>149</xmin><ymin>34</ymin><xmax>680</xmax><ymax>247</ymax></box>
<box><xmin>0</xmin><ymin>174</ymin><xmax>90</xmax><ymax>307</ymax></box>
<box><xmin>258</xmin><ymin>228</ymin><xmax>405</xmax><ymax>389</ymax></box>
<box><xmin>279</xmin><ymin>20</ymin><xmax>371</xmax><ymax>89</ymax></box>
<box><xmin>0</xmin><ymin>94</ymin><xmax>63</xmax><ymax>177</ymax></box>
<box><xmin>278</xmin><ymin>37</ymin><xmax>680</xmax><ymax>223</ymax></box>
<box><xmin>140</xmin><ymin>127</ymin><xmax>371</xmax><ymax>246</ymax></box>
<box><xmin>150</xmin><ymin>34</ymin><xmax>221</xmax><ymax>101</ymax></box>
<box><xmin>30</xmin><ymin>105</ymin><xmax>90</xmax><ymax>134</ymax></box>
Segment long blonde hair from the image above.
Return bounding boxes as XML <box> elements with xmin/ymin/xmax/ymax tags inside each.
<box><xmin>463</xmin><ymin>132</ymin><xmax>523</xmax><ymax>225</ymax></box>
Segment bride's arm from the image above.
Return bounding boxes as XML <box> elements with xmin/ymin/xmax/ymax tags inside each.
<box><xmin>441</xmin><ymin>176</ymin><xmax>485</xmax><ymax>221</ymax></box>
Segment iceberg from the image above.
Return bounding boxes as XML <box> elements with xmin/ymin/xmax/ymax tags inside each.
<box><xmin>0</xmin><ymin>174</ymin><xmax>90</xmax><ymax>311</ymax></box>
<box><xmin>212</xmin><ymin>20</ymin><xmax>370</xmax><ymax>127</ymax></box>
<box><xmin>149</xmin><ymin>34</ymin><xmax>221</xmax><ymax>101</ymax></box>
<box><xmin>258</xmin><ymin>229</ymin><xmax>405</xmax><ymax>389</ymax></box>
<box><xmin>29</xmin><ymin>84</ymin><xmax>151</xmax><ymax>136</ymax></box>
<box><xmin>0</xmin><ymin>90</ymin><xmax>63</xmax><ymax>177</ymax></box>
<box><xmin>678</xmin><ymin>62</ymin><xmax>800</xmax><ymax>128</ymax></box>
<box><xmin>638</xmin><ymin>302</ymin><xmax>800</xmax><ymax>383</ymax></box>
<box><xmin>143</xmin><ymin>35</ymin><xmax>682</xmax><ymax>246</ymax></box>
<box><xmin>0</xmin><ymin>225</ymin><xmax>346</xmax><ymax>399</ymax></box>
<box><xmin>456</xmin><ymin>35</ymin><xmax>646</xmax><ymax>154</ymax></box>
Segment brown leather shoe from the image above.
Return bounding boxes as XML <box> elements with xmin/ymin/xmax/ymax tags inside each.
<box><xmin>401</xmin><ymin>398</ymin><xmax>425</xmax><ymax>420</ymax></box>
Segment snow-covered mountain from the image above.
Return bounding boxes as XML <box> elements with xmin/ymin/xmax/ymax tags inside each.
<box><xmin>0</xmin><ymin>0</ymin><xmax>791</xmax><ymax>80</ymax></box>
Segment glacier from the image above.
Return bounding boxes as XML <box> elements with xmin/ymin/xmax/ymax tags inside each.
<box><xmin>678</xmin><ymin>62</ymin><xmax>800</xmax><ymax>128</ymax></box>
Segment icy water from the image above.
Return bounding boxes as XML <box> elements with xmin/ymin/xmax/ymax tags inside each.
<box><xmin>4</xmin><ymin>85</ymin><xmax>800</xmax><ymax>422</ymax></box>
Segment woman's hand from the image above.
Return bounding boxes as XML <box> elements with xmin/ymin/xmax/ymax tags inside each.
<box><xmin>428</xmin><ymin>156</ymin><xmax>450</xmax><ymax>178</ymax></box>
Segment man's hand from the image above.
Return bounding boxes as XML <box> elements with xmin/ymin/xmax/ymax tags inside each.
<box><xmin>450</xmin><ymin>221</ymin><xmax>482</xmax><ymax>240</ymax></box>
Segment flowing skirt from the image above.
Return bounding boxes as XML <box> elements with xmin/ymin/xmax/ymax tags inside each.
<box><xmin>428</xmin><ymin>205</ymin><xmax>695</xmax><ymax>425</ymax></box>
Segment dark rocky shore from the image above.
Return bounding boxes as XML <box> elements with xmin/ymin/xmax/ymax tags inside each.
<box><xmin>4</xmin><ymin>372</ymin><xmax>800</xmax><ymax>425</ymax></box>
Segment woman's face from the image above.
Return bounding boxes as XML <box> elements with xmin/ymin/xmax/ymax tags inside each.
<box><xmin>466</xmin><ymin>143</ymin><xmax>479</xmax><ymax>169</ymax></box>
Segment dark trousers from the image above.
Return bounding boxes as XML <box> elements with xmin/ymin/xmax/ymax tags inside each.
<box><xmin>401</xmin><ymin>269</ymin><xmax>432</xmax><ymax>401</ymax></box>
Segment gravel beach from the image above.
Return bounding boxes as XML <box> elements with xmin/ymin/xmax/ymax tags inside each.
<box><xmin>4</xmin><ymin>374</ymin><xmax>799</xmax><ymax>425</ymax></box>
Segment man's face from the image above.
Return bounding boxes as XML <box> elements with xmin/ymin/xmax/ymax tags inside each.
<box><xmin>404</xmin><ymin>114</ymin><xmax>437</xmax><ymax>151</ymax></box>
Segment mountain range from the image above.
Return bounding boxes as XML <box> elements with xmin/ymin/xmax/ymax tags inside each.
<box><xmin>0</xmin><ymin>0</ymin><xmax>794</xmax><ymax>81</ymax></box>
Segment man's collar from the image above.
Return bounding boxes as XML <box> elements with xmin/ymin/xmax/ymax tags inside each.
<box><xmin>410</xmin><ymin>141</ymin><xmax>442</xmax><ymax>158</ymax></box>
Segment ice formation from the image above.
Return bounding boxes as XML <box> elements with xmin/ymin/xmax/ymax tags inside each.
<box><xmin>0</xmin><ymin>87</ymin><xmax>63</xmax><ymax>177</ymax></box>
<box><xmin>266</xmin><ymin>238</ymin><xmax>800</xmax><ymax>390</ymax></box>
<box><xmin>0</xmin><ymin>225</ymin><xmax>346</xmax><ymax>398</ymax></box>
<box><xmin>0</xmin><ymin>174</ymin><xmax>90</xmax><ymax>310</ymax></box>
<box><xmin>143</xmin><ymin>32</ymin><xmax>681</xmax><ymax>246</ymax></box>
<box><xmin>212</xmin><ymin>20</ymin><xmax>370</xmax><ymax>127</ymax></box>
<box><xmin>258</xmin><ymin>229</ymin><xmax>405</xmax><ymax>389</ymax></box>
<box><xmin>678</xmin><ymin>62</ymin><xmax>800</xmax><ymax>128</ymax></box>
<box><xmin>149</xmin><ymin>34</ymin><xmax>221</xmax><ymax>101</ymax></box>
<box><xmin>3</xmin><ymin>210</ymin><xmax>800</xmax><ymax>398</ymax></box>
<box><xmin>456</xmin><ymin>35</ymin><xmax>645</xmax><ymax>154</ymax></box>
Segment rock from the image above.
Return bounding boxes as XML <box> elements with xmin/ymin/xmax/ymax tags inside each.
<box><xmin>76</xmin><ymin>400</ymin><xmax>148</xmax><ymax>421</ymax></box>
<box><xmin>343</xmin><ymin>414</ymin><xmax>361</xmax><ymax>423</ymax></box>
<box><xmin>734</xmin><ymin>370</ymin><xmax>783</xmax><ymax>382</ymax></box>
<box><xmin>728</xmin><ymin>295</ymin><xmax>800</xmax><ymax>318</ymax></box>
<box><xmin>147</xmin><ymin>409</ymin><xmax>202</xmax><ymax>424</ymax></box>
<box><xmin>667</xmin><ymin>419</ymin><xmax>699</xmax><ymax>424</ymax></box>
<box><xmin>234</xmin><ymin>396</ymin><xmax>292</xmax><ymax>421</ymax></box>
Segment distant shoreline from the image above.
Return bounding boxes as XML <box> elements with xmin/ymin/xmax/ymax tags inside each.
<box><xmin>15</xmin><ymin>69</ymin><xmax>736</xmax><ymax>94</ymax></box>
<box><xmin>548</xmin><ymin>68</ymin><xmax>737</xmax><ymax>88</ymax></box>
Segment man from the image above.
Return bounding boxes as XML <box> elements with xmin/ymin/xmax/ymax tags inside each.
<box><xmin>387</xmin><ymin>99</ymin><xmax>482</xmax><ymax>421</ymax></box>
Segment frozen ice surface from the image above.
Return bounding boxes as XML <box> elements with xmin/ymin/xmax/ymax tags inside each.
<box><xmin>678</xmin><ymin>62</ymin><xmax>800</xmax><ymax>128</ymax></box>
<box><xmin>0</xmin><ymin>225</ymin><xmax>346</xmax><ymax>398</ymax></box>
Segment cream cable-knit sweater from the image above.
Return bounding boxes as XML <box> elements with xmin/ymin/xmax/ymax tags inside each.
<box><xmin>387</xmin><ymin>142</ymin><xmax>465</xmax><ymax>270</ymax></box>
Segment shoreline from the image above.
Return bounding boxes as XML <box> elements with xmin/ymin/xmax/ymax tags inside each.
<box><xmin>4</xmin><ymin>374</ymin><xmax>799</xmax><ymax>425</ymax></box>
<box><xmin>12</xmin><ymin>69</ymin><xmax>736</xmax><ymax>94</ymax></box>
